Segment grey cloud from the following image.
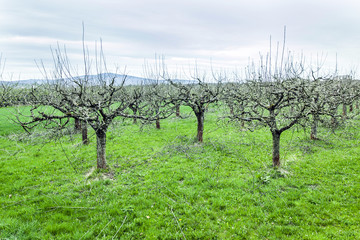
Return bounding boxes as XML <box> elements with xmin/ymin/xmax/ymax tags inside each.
<box><xmin>1</xmin><ymin>0</ymin><xmax>359</xmax><ymax>79</ymax></box>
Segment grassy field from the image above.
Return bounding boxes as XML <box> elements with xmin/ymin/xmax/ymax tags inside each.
<box><xmin>0</xmin><ymin>105</ymin><xmax>359</xmax><ymax>239</ymax></box>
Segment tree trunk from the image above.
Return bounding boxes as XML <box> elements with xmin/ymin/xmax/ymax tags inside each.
<box><xmin>330</xmin><ymin>105</ymin><xmax>338</xmax><ymax>129</ymax></box>
<box><xmin>74</xmin><ymin>118</ymin><xmax>81</xmax><ymax>131</ymax></box>
<box><xmin>349</xmin><ymin>104</ymin><xmax>353</xmax><ymax>112</ymax></box>
<box><xmin>196</xmin><ymin>112</ymin><xmax>204</xmax><ymax>143</ymax></box>
<box><xmin>241</xmin><ymin>113</ymin><xmax>245</xmax><ymax>127</ymax></box>
<box><xmin>81</xmin><ymin>121</ymin><xmax>89</xmax><ymax>145</ymax></box>
<box><xmin>310</xmin><ymin>114</ymin><xmax>319</xmax><ymax>140</ymax></box>
<box><xmin>156</xmin><ymin>119</ymin><xmax>160</xmax><ymax>129</ymax></box>
<box><xmin>271</xmin><ymin>130</ymin><xmax>281</xmax><ymax>167</ymax></box>
<box><xmin>176</xmin><ymin>104</ymin><xmax>180</xmax><ymax>117</ymax></box>
<box><xmin>131</xmin><ymin>108</ymin><xmax>137</xmax><ymax>124</ymax></box>
<box><xmin>96</xmin><ymin>129</ymin><xmax>107</xmax><ymax>169</ymax></box>
<box><xmin>342</xmin><ymin>104</ymin><xmax>347</xmax><ymax>118</ymax></box>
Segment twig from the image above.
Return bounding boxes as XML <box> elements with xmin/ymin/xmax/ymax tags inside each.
<box><xmin>58</xmin><ymin>139</ymin><xmax>78</xmax><ymax>173</ymax></box>
<box><xmin>169</xmin><ymin>205</ymin><xmax>187</xmax><ymax>240</ymax></box>
<box><xmin>112</xmin><ymin>215</ymin><xmax>128</xmax><ymax>239</ymax></box>
<box><xmin>96</xmin><ymin>218</ymin><xmax>113</xmax><ymax>239</ymax></box>
<box><xmin>45</xmin><ymin>206</ymin><xmax>96</xmax><ymax>210</ymax></box>
<box><xmin>79</xmin><ymin>220</ymin><xmax>100</xmax><ymax>240</ymax></box>
<box><xmin>2</xmin><ymin>200</ymin><xmax>25</xmax><ymax>209</ymax></box>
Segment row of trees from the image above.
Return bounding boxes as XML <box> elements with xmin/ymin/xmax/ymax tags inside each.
<box><xmin>2</xmin><ymin>40</ymin><xmax>359</xmax><ymax>169</ymax></box>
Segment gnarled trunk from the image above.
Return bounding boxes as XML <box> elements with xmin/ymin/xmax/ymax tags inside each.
<box><xmin>132</xmin><ymin>109</ymin><xmax>137</xmax><ymax>124</ymax></box>
<box><xmin>310</xmin><ymin>114</ymin><xmax>319</xmax><ymax>140</ymax></box>
<box><xmin>176</xmin><ymin>104</ymin><xmax>180</xmax><ymax>117</ymax></box>
<box><xmin>230</xmin><ymin>107</ymin><xmax>234</xmax><ymax>115</ymax></box>
<box><xmin>96</xmin><ymin>129</ymin><xmax>107</xmax><ymax>169</ymax></box>
<box><xmin>74</xmin><ymin>118</ymin><xmax>81</xmax><ymax>131</ymax></box>
<box><xmin>342</xmin><ymin>104</ymin><xmax>347</xmax><ymax>118</ymax></box>
<box><xmin>196</xmin><ymin>112</ymin><xmax>204</xmax><ymax>143</ymax></box>
<box><xmin>271</xmin><ymin>130</ymin><xmax>281</xmax><ymax>167</ymax></box>
<box><xmin>156</xmin><ymin>118</ymin><xmax>160</xmax><ymax>129</ymax></box>
<box><xmin>81</xmin><ymin>121</ymin><xmax>89</xmax><ymax>145</ymax></box>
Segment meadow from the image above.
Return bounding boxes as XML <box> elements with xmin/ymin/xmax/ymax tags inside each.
<box><xmin>0</xmin><ymin>105</ymin><xmax>359</xmax><ymax>239</ymax></box>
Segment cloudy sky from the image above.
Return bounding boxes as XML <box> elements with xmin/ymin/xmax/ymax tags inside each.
<box><xmin>1</xmin><ymin>0</ymin><xmax>360</xmax><ymax>80</ymax></box>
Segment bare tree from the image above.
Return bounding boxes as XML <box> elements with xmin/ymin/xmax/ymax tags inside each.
<box><xmin>166</xmin><ymin>73</ymin><xmax>223</xmax><ymax>142</ymax></box>
<box><xmin>334</xmin><ymin>75</ymin><xmax>359</xmax><ymax>119</ymax></box>
<box><xmin>304</xmin><ymin>75</ymin><xmax>344</xmax><ymax>140</ymax></box>
<box><xmin>16</xmin><ymin>37</ymin><xmax>170</xmax><ymax>169</ymax></box>
<box><xmin>127</xmin><ymin>85</ymin><xmax>145</xmax><ymax>124</ymax></box>
<box><xmin>227</xmin><ymin>33</ymin><xmax>313</xmax><ymax>166</ymax></box>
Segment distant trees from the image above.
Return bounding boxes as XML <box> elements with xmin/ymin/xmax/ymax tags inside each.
<box><xmin>0</xmin><ymin>55</ymin><xmax>15</xmax><ymax>108</ymax></box>
<box><xmin>302</xmin><ymin>75</ymin><xmax>340</xmax><ymax>140</ymax></box>
<box><xmin>128</xmin><ymin>85</ymin><xmax>144</xmax><ymax>124</ymax></box>
<box><xmin>166</xmin><ymin>74</ymin><xmax>223</xmax><ymax>142</ymax></box>
<box><xmin>334</xmin><ymin>76</ymin><xmax>360</xmax><ymax>119</ymax></box>
<box><xmin>144</xmin><ymin>83</ymin><xmax>174</xmax><ymax>129</ymax></box>
<box><xmin>0</xmin><ymin>82</ymin><xmax>15</xmax><ymax>107</ymax></box>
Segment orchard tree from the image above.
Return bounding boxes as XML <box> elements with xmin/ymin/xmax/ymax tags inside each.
<box><xmin>128</xmin><ymin>82</ymin><xmax>174</xmax><ymax>129</ymax></box>
<box><xmin>16</xmin><ymin>39</ymin><xmax>170</xmax><ymax>169</ymax></box>
<box><xmin>128</xmin><ymin>86</ymin><xmax>143</xmax><ymax>124</ymax></box>
<box><xmin>303</xmin><ymin>72</ymin><xmax>350</xmax><ymax>140</ymax></box>
<box><xmin>227</xmin><ymin>44</ymin><xmax>313</xmax><ymax>167</ymax></box>
<box><xmin>166</xmin><ymin>73</ymin><xmax>223</xmax><ymax>143</ymax></box>
<box><xmin>333</xmin><ymin>75</ymin><xmax>359</xmax><ymax>119</ymax></box>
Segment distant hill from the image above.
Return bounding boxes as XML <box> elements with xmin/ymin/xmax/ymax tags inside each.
<box><xmin>0</xmin><ymin>73</ymin><xmax>193</xmax><ymax>86</ymax></box>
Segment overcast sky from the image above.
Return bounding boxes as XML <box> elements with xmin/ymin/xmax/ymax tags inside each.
<box><xmin>1</xmin><ymin>0</ymin><xmax>360</xmax><ymax>80</ymax></box>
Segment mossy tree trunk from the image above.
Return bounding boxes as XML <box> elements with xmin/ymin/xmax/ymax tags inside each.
<box><xmin>96</xmin><ymin>129</ymin><xmax>107</xmax><ymax>169</ymax></box>
<box><xmin>81</xmin><ymin>121</ymin><xmax>89</xmax><ymax>145</ymax></box>
<box><xmin>271</xmin><ymin>130</ymin><xmax>281</xmax><ymax>167</ymax></box>
<box><xmin>342</xmin><ymin>104</ymin><xmax>347</xmax><ymax>118</ymax></box>
<box><xmin>310</xmin><ymin>114</ymin><xmax>319</xmax><ymax>140</ymax></box>
<box><xmin>196</xmin><ymin>111</ymin><xmax>204</xmax><ymax>143</ymax></box>
<box><xmin>156</xmin><ymin>118</ymin><xmax>161</xmax><ymax>129</ymax></box>
<box><xmin>74</xmin><ymin>118</ymin><xmax>81</xmax><ymax>131</ymax></box>
<box><xmin>176</xmin><ymin>104</ymin><xmax>180</xmax><ymax>117</ymax></box>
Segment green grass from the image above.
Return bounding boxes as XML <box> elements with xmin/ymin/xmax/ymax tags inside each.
<box><xmin>1</xmin><ymin>106</ymin><xmax>359</xmax><ymax>239</ymax></box>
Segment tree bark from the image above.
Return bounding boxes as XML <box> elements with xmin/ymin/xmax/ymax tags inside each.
<box><xmin>74</xmin><ymin>118</ymin><xmax>81</xmax><ymax>131</ymax></box>
<box><xmin>156</xmin><ymin>118</ymin><xmax>160</xmax><ymax>129</ymax></box>
<box><xmin>229</xmin><ymin>106</ymin><xmax>234</xmax><ymax>115</ymax></box>
<box><xmin>196</xmin><ymin>112</ymin><xmax>204</xmax><ymax>143</ymax></box>
<box><xmin>81</xmin><ymin>121</ymin><xmax>89</xmax><ymax>145</ymax></box>
<box><xmin>271</xmin><ymin>130</ymin><xmax>281</xmax><ymax>167</ymax></box>
<box><xmin>349</xmin><ymin>104</ymin><xmax>353</xmax><ymax>112</ymax></box>
<box><xmin>310</xmin><ymin>114</ymin><xmax>319</xmax><ymax>140</ymax></box>
<box><xmin>241</xmin><ymin>113</ymin><xmax>245</xmax><ymax>127</ymax></box>
<box><xmin>176</xmin><ymin>104</ymin><xmax>180</xmax><ymax>117</ymax></box>
<box><xmin>331</xmin><ymin>105</ymin><xmax>338</xmax><ymax>129</ymax></box>
<box><xmin>342</xmin><ymin>104</ymin><xmax>347</xmax><ymax>117</ymax></box>
<box><xmin>132</xmin><ymin>109</ymin><xmax>137</xmax><ymax>124</ymax></box>
<box><xmin>96</xmin><ymin>129</ymin><xmax>107</xmax><ymax>169</ymax></box>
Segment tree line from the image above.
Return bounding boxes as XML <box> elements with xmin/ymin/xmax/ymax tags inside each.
<box><xmin>1</xmin><ymin>40</ymin><xmax>359</xmax><ymax>170</ymax></box>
